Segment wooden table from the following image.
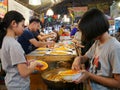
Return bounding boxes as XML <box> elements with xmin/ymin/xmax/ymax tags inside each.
<box><xmin>26</xmin><ymin>50</ymin><xmax>76</xmax><ymax>62</ymax></box>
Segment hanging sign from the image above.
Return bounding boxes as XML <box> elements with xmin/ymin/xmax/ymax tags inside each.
<box><xmin>0</xmin><ymin>0</ymin><xmax>7</xmax><ymax>18</ymax></box>
<box><xmin>68</xmin><ymin>7</ymin><xmax>88</xmax><ymax>17</ymax></box>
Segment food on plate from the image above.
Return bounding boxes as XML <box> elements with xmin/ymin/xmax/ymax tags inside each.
<box><xmin>54</xmin><ymin>46</ymin><xmax>69</xmax><ymax>51</ymax></box>
<box><xmin>45</xmin><ymin>70</ymin><xmax>81</xmax><ymax>82</ymax></box>
<box><xmin>59</xmin><ymin>70</ymin><xmax>82</xmax><ymax>82</ymax></box>
<box><xmin>59</xmin><ymin>70</ymin><xmax>79</xmax><ymax>75</ymax></box>
<box><xmin>50</xmin><ymin>51</ymin><xmax>70</xmax><ymax>55</ymax></box>
<box><xmin>47</xmin><ymin>74</ymin><xmax>62</xmax><ymax>82</ymax></box>
<box><xmin>66</xmin><ymin>44</ymin><xmax>75</xmax><ymax>49</ymax></box>
<box><xmin>36</xmin><ymin>48</ymin><xmax>49</xmax><ymax>51</ymax></box>
<box><xmin>35</xmin><ymin>60</ymin><xmax>48</xmax><ymax>71</ymax></box>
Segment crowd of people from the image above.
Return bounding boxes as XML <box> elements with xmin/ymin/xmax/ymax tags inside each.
<box><xmin>0</xmin><ymin>8</ymin><xmax>120</xmax><ymax>90</ymax></box>
<box><xmin>17</xmin><ymin>18</ymin><xmax>55</xmax><ymax>54</ymax></box>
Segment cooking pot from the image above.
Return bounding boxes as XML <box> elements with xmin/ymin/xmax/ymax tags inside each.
<box><xmin>41</xmin><ymin>68</ymin><xmax>77</xmax><ymax>88</ymax></box>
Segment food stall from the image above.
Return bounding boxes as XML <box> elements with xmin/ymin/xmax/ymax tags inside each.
<box><xmin>25</xmin><ymin>42</ymin><xmax>80</xmax><ymax>90</ymax></box>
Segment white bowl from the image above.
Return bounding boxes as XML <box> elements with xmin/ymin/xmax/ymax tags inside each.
<box><xmin>62</xmin><ymin>73</ymin><xmax>82</xmax><ymax>82</ymax></box>
<box><xmin>59</xmin><ymin>70</ymin><xmax>82</xmax><ymax>82</ymax></box>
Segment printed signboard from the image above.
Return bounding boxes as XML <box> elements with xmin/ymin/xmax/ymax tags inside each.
<box><xmin>0</xmin><ymin>0</ymin><xmax>7</xmax><ymax>18</ymax></box>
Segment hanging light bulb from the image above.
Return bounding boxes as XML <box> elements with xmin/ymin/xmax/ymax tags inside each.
<box><xmin>29</xmin><ymin>0</ymin><xmax>41</xmax><ymax>6</ymax></box>
<box><xmin>58</xmin><ymin>14</ymin><xmax>60</xmax><ymax>19</ymax></box>
<box><xmin>46</xmin><ymin>8</ymin><xmax>54</xmax><ymax>16</ymax></box>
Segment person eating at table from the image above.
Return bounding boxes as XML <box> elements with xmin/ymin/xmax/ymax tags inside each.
<box><xmin>18</xmin><ymin>18</ymin><xmax>54</xmax><ymax>54</ymax></box>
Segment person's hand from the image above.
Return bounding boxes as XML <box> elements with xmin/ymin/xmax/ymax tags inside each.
<box><xmin>47</xmin><ymin>41</ymin><xmax>55</xmax><ymax>48</ymax></box>
<box><xmin>29</xmin><ymin>61</ymin><xmax>38</xmax><ymax>69</ymax></box>
<box><xmin>72</xmin><ymin>56</ymin><xmax>81</xmax><ymax>71</ymax></box>
<box><xmin>49</xmin><ymin>32</ymin><xmax>55</xmax><ymax>35</ymax></box>
<box><xmin>28</xmin><ymin>61</ymin><xmax>43</xmax><ymax>70</ymax></box>
<box><xmin>49</xmin><ymin>32</ymin><xmax>57</xmax><ymax>38</ymax></box>
<box><xmin>72</xmin><ymin>39</ymin><xmax>77</xmax><ymax>44</ymax></box>
<box><xmin>47</xmin><ymin>41</ymin><xmax>55</xmax><ymax>44</ymax></box>
<box><xmin>72</xmin><ymin>40</ymin><xmax>85</xmax><ymax>48</ymax></box>
<box><xmin>76</xmin><ymin>42</ymin><xmax>85</xmax><ymax>48</ymax></box>
<box><xmin>73</xmin><ymin>70</ymin><xmax>90</xmax><ymax>84</ymax></box>
<box><xmin>49</xmin><ymin>34</ymin><xmax>55</xmax><ymax>38</ymax></box>
<box><xmin>27</xmin><ymin>59</ymin><xmax>35</xmax><ymax>66</ymax></box>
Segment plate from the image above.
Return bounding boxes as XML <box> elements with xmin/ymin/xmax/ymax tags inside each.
<box><xmin>37</xmin><ymin>51</ymin><xmax>46</xmax><ymax>54</ymax></box>
<box><xmin>59</xmin><ymin>70</ymin><xmax>82</xmax><ymax>82</ymax></box>
<box><xmin>35</xmin><ymin>60</ymin><xmax>48</xmax><ymax>71</ymax></box>
<box><xmin>54</xmin><ymin>46</ymin><xmax>70</xmax><ymax>51</ymax></box>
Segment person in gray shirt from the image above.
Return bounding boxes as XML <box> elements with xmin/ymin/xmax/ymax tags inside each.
<box><xmin>0</xmin><ymin>11</ymin><xmax>40</xmax><ymax>90</ymax></box>
<box><xmin>72</xmin><ymin>8</ymin><xmax>120</xmax><ymax>90</ymax></box>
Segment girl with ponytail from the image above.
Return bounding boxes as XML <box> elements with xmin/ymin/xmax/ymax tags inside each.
<box><xmin>0</xmin><ymin>11</ymin><xmax>41</xmax><ymax>90</ymax></box>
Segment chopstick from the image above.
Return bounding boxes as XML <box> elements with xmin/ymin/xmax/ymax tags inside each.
<box><xmin>73</xmin><ymin>42</ymin><xmax>91</xmax><ymax>89</ymax></box>
<box><xmin>73</xmin><ymin>43</ymin><xmax>81</xmax><ymax>56</ymax></box>
<box><xmin>73</xmin><ymin>42</ymin><xmax>86</xmax><ymax>70</ymax></box>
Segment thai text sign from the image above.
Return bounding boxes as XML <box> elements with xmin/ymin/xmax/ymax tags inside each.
<box><xmin>68</xmin><ymin>7</ymin><xmax>88</xmax><ymax>17</ymax></box>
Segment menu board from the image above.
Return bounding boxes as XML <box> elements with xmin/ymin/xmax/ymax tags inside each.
<box><xmin>0</xmin><ymin>0</ymin><xmax>8</xmax><ymax>18</ymax></box>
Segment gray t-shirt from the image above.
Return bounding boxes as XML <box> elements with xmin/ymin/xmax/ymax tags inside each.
<box><xmin>86</xmin><ymin>37</ymin><xmax>120</xmax><ymax>90</ymax></box>
<box><xmin>1</xmin><ymin>36</ymin><xmax>30</xmax><ymax>89</ymax></box>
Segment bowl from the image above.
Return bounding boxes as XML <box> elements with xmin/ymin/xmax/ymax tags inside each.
<box><xmin>59</xmin><ymin>70</ymin><xmax>82</xmax><ymax>82</ymax></box>
<box><xmin>41</xmin><ymin>68</ymin><xmax>77</xmax><ymax>88</ymax></box>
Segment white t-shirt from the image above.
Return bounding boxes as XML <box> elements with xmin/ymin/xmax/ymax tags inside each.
<box><xmin>86</xmin><ymin>37</ymin><xmax>120</xmax><ymax>90</ymax></box>
<box><xmin>1</xmin><ymin>36</ymin><xmax>30</xmax><ymax>89</ymax></box>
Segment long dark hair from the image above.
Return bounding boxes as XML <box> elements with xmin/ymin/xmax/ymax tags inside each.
<box><xmin>0</xmin><ymin>10</ymin><xmax>25</xmax><ymax>48</ymax></box>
